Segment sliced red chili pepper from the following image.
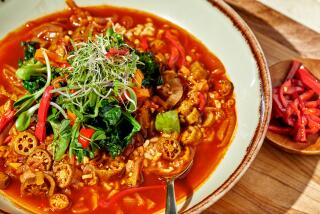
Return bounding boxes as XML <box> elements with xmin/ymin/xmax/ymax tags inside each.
<box><xmin>285</xmin><ymin>60</ymin><xmax>302</xmax><ymax>80</ymax></box>
<box><xmin>35</xmin><ymin>86</ymin><xmax>54</xmax><ymax>142</ymax></box>
<box><xmin>272</xmin><ymin>90</ymin><xmax>286</xmax><ymax>118</ymax></box>
<box><xmin>0</xmin><ymin>109</ymin><xmax>16</xmax><ymax>133</ymax></box>
<box><xmin>291</xmin><ymin>79</ymin><xmax>305</xmax><ymax>87</ymax></box>
<box><xmin>305</xmin><ymin>100</ymin><xmax>320</xmax><ymax>108</ymax></box>
<box><xmin>164</xmin><ymin>30</ymin><xmax>186</xmax><ymax>68</ymax></box>
<box><xmin>294</xmin><ymin>112</ymin><xmax>307</xmax><ymax>142</ymax></box>
<box><xmin>105</xmin><ymin>48</ymin><xmax>129</xmax><ymax>58</ymax></box>
<box><xmin>297</xmin><ymin>66</ymin><xmax>320</xmax><ymax>95</ymax></box>
<box><xmin>286</xmin><ymin>86</ymin><xmax>304</xmax><ymax>95</ymax></box>
<box><xmin>78</xmin><ymin>127</ymin><xmax>95</xmax><ymax>149</ymax></box>
<box><xmin>198</xmin><ymin>92</ymin><xmax>206</xmax><ymax>112</ymax></box>
<box><xmin>268</xmin><ymin>125</ymin><xmax>293</xmax><ymax>134</ymax></box>
<box><xmin>279</xmin><ymin>79</ymin><xmax>291</xmax><ymax>107</ymax></box>
<box><xmin>299</xmin><ymin>90</ymin><xmax>315</xmax><ymax>101</ymax></box>
<box><xmin>168</xmin><ymin>46</ymin><xmax>179</xmax><ymax>69</ymax></box>
<box><xmin>140</xmin><ymin>36</ymin><xmax>149</xmax><ymax>51</ymax></box>
<box><xmin>270</xmin><ymin>60</ymin><xmax>320</xmax><ymax>142</ymax></box>
<box><xmin>284</xmin><ymin>102</ymin><xmax>297</xmax><ymax>126</ymax></box>
<box><xmin>303</xmin><ymin>108</ymin><xmax>320</xmax><ymax>116</ymax></box>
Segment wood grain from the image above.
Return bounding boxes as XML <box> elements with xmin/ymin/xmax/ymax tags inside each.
<box><xmin>204</xmin><ymin>0</ymin><xmax>320</xmax><ymax>213</ymax></box>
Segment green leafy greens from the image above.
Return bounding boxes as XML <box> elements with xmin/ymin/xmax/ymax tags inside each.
<box><xmin>51</xmin><ymin>28</ymin><xmax>142</xmax><ymax>160</ymax></box>
<box><xmin>137</xmin><ymin>52</ymin><xmax>162</xmax><ymax>87</ymax></box>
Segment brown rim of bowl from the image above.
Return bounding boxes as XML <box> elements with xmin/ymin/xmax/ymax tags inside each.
<box><xmin>182</xmin><ymin>0</ymin><xmax>272</xmax><ymax>213</ymax></box>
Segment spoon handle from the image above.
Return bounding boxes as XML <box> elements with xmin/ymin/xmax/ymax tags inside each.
<box><xmin>165</xmin><ymin>179</ymin><xmax>177</xmax><ymax>214</ymax></box>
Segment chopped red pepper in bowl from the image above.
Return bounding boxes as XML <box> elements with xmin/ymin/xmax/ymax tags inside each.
<box><xmin>268</xmin><ymin>60</ymin><xmax>320</xmax><ymax>143</ymax></box>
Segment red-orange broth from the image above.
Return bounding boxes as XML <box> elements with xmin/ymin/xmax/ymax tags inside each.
<box><xmin>0</xmin><ymin>4</ymin><xmax>236</xmax><ymax>214</ymax></box>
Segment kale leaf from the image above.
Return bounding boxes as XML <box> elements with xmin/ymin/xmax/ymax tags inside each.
<box><xmin>21</xmin><ymin>41</ymin><xmax>39</xmax><ymax>61</ymax></box>
<box><xmin>137</xmin><ymin>52</ymin><xmax>162</xmax><ymax>87</ymax></box>
<box><xmin>22</xmin><ymin>76</ymin><xmax>46</xmax><ymax>94</ymax></box>
<box><xmin>95</xmin><ymin>104</ymin><xmax>141</xmax><ymax>158</ymax></box>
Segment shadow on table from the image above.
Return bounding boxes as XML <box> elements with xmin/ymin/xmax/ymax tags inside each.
<box><xmin>204</xmin><ymin>142</ymin><xmax>320</xmax><ymax>214</ymax></box>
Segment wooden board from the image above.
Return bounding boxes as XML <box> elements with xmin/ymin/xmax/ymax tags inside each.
<box><xmin>204</xmin><ymin>1</ymin><xmax>320</xmax><ymax>213</ymax></box>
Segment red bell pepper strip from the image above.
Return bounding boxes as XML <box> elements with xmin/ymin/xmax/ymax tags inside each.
<box><xmin>35</xmin><ymin>86</ymin><xmax>54</xmax><ymax>142</ymax></box>
<box><xmin>305</xmin><ymin>100</ymin><xmax>320</xmax><ymax>108</ymax></box>
<box><xmin>286</xmin><ymin>86</ymin><xmax>304</xmax><ymax>95</ymax></box>
<box><xmin>299</xmin><ymin>90</ymin><xmax>314</xmax><ymax>101</ymax></box>
<box><xmin>272</xmin><ymin>89</ymin><xmax>286</xmax><ymax>118</ymax></box>
<box><xmin>270</xmin><ymin>60</ymin><xmax>320</xmax><ymax>142</ymax></box>
<box><xmin>0</xmin><ymin>109</ymin><xmax>16</xmax><ymax>133</ymax></box>
<box><xmin>303</xmin><ymin>108</ymin><xmax>320</xmax><ymax>116</ymax></box>
<box><xmin>268</xmin><ymin>125</ymin><xmax>293</xmax><ymax>134</ymax></box>
<box><xmin>164</xmin><ymin>30</ymin><xmax>186</xmax><ymax>68</ymax></box>
<box><xmin>279</xmin><ymin>79</ymin><xmax>291</xmax><ymax>107</ymax></box>
<box><xmin>140</xmin><ymin>37</ymin><xmax>149</xmax><ymax>51</ymax></box>
<box><xmin>198</xmin><ymin>92</ymin><xmax>206</xmax><ymax>112</ymax></box>
<box><xmin>308</xmin><ymin>114</ymin><xmax>320</xmax><ymax>123</ymax></box>
<box><xmin>297</xmin><ymin>66</ymin><xmax>320</xmax><ymax>95</ymax></box>
<box><xmin>78</xmin><ymin>127</ymin><xmax>95</xmax><ymax>149</ymax></box>
<box><xmin>168</xmin><ymin>46</ymin><xmax>179</xmax><ymax>69</ymax></box>
<box><xmin>105</xmin><ymin>48</ymin><xmax>129</xmax><ymax>58</ymax></box>
<box><xmin>285</xmin><ymin>60</ymin><xmax>302</xmax><ymax>80</ymax></box>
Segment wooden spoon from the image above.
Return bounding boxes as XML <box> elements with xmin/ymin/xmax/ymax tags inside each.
<box><xmin>266</xmin><ymin>57</ymin><xmax>320</xmax><ymax>155</ymax></box>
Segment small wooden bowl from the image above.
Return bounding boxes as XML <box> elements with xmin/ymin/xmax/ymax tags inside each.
<box><xmin>267</xmin><ymin>58</ymin><xmax>320</xmax><ymax>155</ymax></box>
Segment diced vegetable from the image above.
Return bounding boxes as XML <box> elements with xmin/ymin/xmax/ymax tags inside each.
<box><xmin>78</xmin><ymin>128</ymin><xmax>95</xmax><ymax>149</ymax></box>
<box><xmin>155</xmin><ymin>110</ymin><xmax>180</xmax><ymax>133</ymax></box>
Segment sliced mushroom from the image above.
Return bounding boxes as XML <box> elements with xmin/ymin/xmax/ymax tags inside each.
<box><xmin>82</xmin><ymin>165</ymin><xmax>98</xmax><ymax>186</ymax></box>
<box><xmin>26</xmin><ymin>149</ymin><xmax>52</xmax><ymax>171</ymax></box>
<box><xmin>50</xmin><ymin>193</ymin><xmax>70</xmax><ymax>210</ymax></box>
<box><xmin>165</xmin><ymin>78</ymin><xmax>183</xmax><ymax>108</ymax></box>
<box><xmin>0</xmin><ymin>172</ymin><xmax>10</xmax><ymax>189</ymax></box>
<box><xmin>20</xmin><ymin>172</ymin><xmax>55</xmax><ymax>196</ymax></box>
<box><xmin>12</xmin><ymin>131</ymin><xmax>38</xmax><ymax>156</ymax></box>
<box><xmin>53</xmin><ymin>162</ymin><xmax>73</xmax><ymax>188</ymax></box>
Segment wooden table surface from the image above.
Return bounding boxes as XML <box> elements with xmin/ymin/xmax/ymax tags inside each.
<box><xmin>204</xmin><ymin>1</ymin><xmax>320</xmax><ymax>213</ymax></box>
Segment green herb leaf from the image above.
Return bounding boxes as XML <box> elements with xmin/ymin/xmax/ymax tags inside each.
<box><xmin>48</xmin><ymin>116</ymin><xmax>72</xmax><ymax>161</ymax></box>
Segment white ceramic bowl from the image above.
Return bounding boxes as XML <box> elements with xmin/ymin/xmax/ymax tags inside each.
<box><xmin>0</xmin><ymin>0</ymin><xmax>271</xmax><ymax>213</ymax></box>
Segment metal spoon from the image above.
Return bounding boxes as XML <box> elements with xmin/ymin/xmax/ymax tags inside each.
<box><xmin>163</xmin><ymin>159</ymin><xmax>194</xmax><ymax>214</ymax></box>
<box><xmin>267</xmin><ymin>57</ymin><xmax>320</xmax><ymax>154</ymax></box>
